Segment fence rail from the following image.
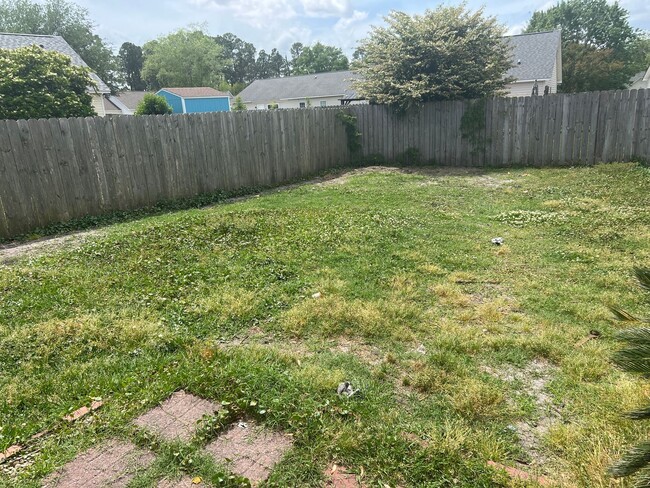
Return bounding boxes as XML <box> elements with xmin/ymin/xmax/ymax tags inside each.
<box><xmin>1</xmin><ymin>89</ymin><xmax>649</xmax><ymax>239</ymax></box>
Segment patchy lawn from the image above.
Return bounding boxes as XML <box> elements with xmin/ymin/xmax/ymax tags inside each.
<box><xmin>2</xmin><ymin>163</ymin><xmax>650</xmax><ymax>487</ymax></box>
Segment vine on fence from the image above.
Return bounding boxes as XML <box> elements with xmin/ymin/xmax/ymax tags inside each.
<box><xmin>460</xmin><ymin>99</ymin><xmax>489</xmax><ymax>156</ymax></box>
<box><xmin>336</xmin><ymin>110</ymin><xmax>362</xmax><ymax>161</ymax></box>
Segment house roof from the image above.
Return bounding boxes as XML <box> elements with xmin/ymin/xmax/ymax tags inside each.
<box><xmin>504</xmin><ymin>30</ymin><xmax>561</xmax><ymax>82</ymax></box>
<box><xmin>0</xmin><ymin>32</ymin><xmax>111</xmax><ymax>93</ymax></box>
<box><xmin>238</xmin><ymin>70</ymin><xmax>361</xmax><ymax>104</ymax></box>
<box><xmin>159</xmin><ymin>87</ymin><xmax>231</xmax><ymax>98</ymax></box>
<box><xmin>629</xmin><ymin>66</ymin><xmax>650</xmax><ymax>89</ymax></box>
<box><xmin>103</xmin><ymin>96</ymin><xmax>122</xmax><ymax>113</ymax></box>
<box><xmin>114</xmin><ymin>91</ymin><xmax>149</xmax><ymax>111</ymax></box>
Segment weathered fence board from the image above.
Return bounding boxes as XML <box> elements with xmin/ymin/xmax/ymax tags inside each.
<box><xmin>1</xmin><ymin>89</ymin><xmax>649</xmax><ymax>239</ymax></box>
<box><xmin>345</xmin><ymin>89</ymin><xmax>650</xmax><ymax>169</ymax></box>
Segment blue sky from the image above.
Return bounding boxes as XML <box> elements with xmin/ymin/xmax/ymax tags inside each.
<box><xmin>75</xmin><ymin>0</ymin><xmax>650</xmax><ymax>55</ymax></box>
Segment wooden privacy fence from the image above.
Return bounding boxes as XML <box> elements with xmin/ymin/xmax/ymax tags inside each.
<box><xmin>0</xmin><ymin>109</ymin><xmax>349</xmax><ymax>239</ymax></box>
<box><xmin>0</xmin><ymin>89</ymin><xmax>649</xmax><ymax>239</ymax></box>
<box><xmin>350</xmin><ymin>88</ymin><xmax>650</xmax><ymax>166</ymax></box>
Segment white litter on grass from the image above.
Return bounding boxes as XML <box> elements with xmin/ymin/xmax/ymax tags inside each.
<box><xmin>337</xmin><ymin>382</ymin><xmax>360</xmax><ymax>398</ymax></box>
<box><xmin>491</xmin><ymin>237</ymin><xmax>505</xmax><ymax>246</ymax></box>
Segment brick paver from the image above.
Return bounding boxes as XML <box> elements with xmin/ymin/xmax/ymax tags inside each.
<box><xmin>42</xmin><ymin>439</ymin><xmax>154</xmax><ymax>488</ymax></box>
<box><xmin>205</xmin><ymin>421</ymin><xmax>292</xmax><ymax>486</ymax></box>
<box><xmin>157</xmin><ymin>476</ymin><xmax>197</xmax><ymax>487</ymax></box>
<box><xmin>134</xmin><ymin>391</ymin><xmax>220</xmax><ymax>442</ymax></box>
<box><xmin>324</xmin><ymin>465</ymin><xmax>364</xmax><ymax>487</ymax></box>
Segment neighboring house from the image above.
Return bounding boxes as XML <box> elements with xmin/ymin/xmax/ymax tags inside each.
<box><xmin>0</xmin><ymin>32</ymin><xmax>111</xmax><ymax>116</ymax></box>
<box><xmin>503</xmin><ymin>30</ymin><xmax>562</xmax><ymax>97</ymax></box>
<box><xmin>103</xmin><ymin>91</ymin><xmax>149</xmax><ymax>116</ymax></box>
<box><xmin>156</xmin><ymin>87</ymin><xmax>231</xmax><ymax>114</ymax></box>
<box><xmin>238</xmin><ymin>70</ymin><xmax>367</xmax><ymax>110</ymax></box>
<box><xmin>629</xmin><ymin>66</ymin><xmax>650</xmax><ymax>90</ymax></box>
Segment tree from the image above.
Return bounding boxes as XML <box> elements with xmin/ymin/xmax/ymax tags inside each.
<box><xmin>214</xmin><ymin>33</ymin><xmax>257</xmax><ymax>84</ymax></box>
<box><xmin>353</xmin><ymin>6</ymin><xmax>513</xmax><ymax>111</ymax></box>
<box><xmin>119</xmin><ymin>42</ymin><xmax>145</xmax><ymax>91</ymax></box>
<box><xmin>134</xmin><ymin>93</ymin><xmax>172</xmax><ymax>115</ymax></box>
<box><xmin>291</xmin><ymin>42</ymin><xmax>349</xmax><ymax>75</ymax></box>
<box><xmin>251</xmin><ymin>48</ymin><xmax>289</xmax><ymax>79</ymax></box>
<box><xmin>232</xmin><ymin>96</ymin><xmax>247</xmax><ymax>111</ymax></box>
<box><xmin>525</xmin><ymin>0</ymin><xmax>643</xmax><ymax>92</ymax></box>
<box><xmin>0</xmin><ymin>0</ymin><xmax>121</xmax><ymax>92</ymax></box>
<box><xmin>0</xmin><ymin>45</ymin><xmax>95</xmax><ymax>120</ymax></box>
<box><xmin>142</xmin><ymin>27</ymin><xmax>225</xmax><ymax>90</ymax></box>
<box><xmin>290</xmin><ymin>42</ymin><xmax>304</xmax><ymax>62</ymax></box>
<box><xmin>609</xmin><ymin>268</ymin><xmax>650</xmax><ymax>487</ymax></box>
<box><xmin>269</xmin><ymin>48</ymin><xmax>290</xmax><ymax>77</ymax></box>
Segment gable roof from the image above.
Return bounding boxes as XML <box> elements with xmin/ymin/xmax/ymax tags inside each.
<box><xmin>504</xmin><ymin>30</ymin><xmax>561</xmax><ymax>82</ymax></box>
<box><xmin>238</xmin><ymin>70</ymin><xmax>361</xmax><ymax>104</ymax></box>
<box><xmin>630</xmin><ymin>66</ymin><xmax>650</xmax><ymax>89</ymax></box>
<box><xmin>103</xmin><ymin>96</ymin><xmax>122</xmax><ymax>114</ymax></box>
<box><xmin>114</xmin><ymin>91</ymin><xmax>149</xmax><ymax>111</ymax></box>
<box><xmin>159</xmin><ymin>87</ymin><xmax>231</xmax><ymax>98</ymax></box>
<box><xmin>0</xmin><ymin>32</ymin><xmax>111</xmax><ymax>93</ymax></box>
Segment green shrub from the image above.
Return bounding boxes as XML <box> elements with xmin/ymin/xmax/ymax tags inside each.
<box><xmin>135</xmin><ymin>93</ymin><xmax>173</xmax><ymax>115</ymax></box>
<box><xmin>0</xmin><ymin>45</ymin><xmax>95</xmax><ymax>120</ymax></box>
<box><xmin>610</xmin><ymin>268</ymin><xmax>650</xmax><ymax>486</ymax></box>
<box><xmin>232</xmin><ymin>96</ymin><xmax>247</xmax><ymax>111</ymax></box>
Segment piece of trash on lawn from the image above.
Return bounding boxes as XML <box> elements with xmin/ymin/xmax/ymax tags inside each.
<box><xmin>337</xmin><ymin>382</ymin><xmax>360</xmax><ymax>398</ymax></box>
<box><xmin>574</xmin><ymin>330</ymin><xmax>602</xmax><ymax>348</ymax></box>
<box><xmin>415</xmin><ymin>344</ymin><xmax>426</xmax><ymax>355</ymax></box>
<box><xmin>312</xmin><ymin>292</ymin><xmax>322</xmax><ymax>299</ymax></box>
<box><xmin>491</xmin><ymin>237</ymin><xmax>504</xmax><ymax>246</ymax></box>
<box><xmin>192</xmin><ymin>476</ymin><xmax>203</xmax><ymax>484</ymax></box>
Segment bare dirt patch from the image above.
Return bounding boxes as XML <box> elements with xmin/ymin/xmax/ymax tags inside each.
<box><xmin>205</xmin><ymin>421</ymin><xmax>292</xmax><ymax>486</ymax></box>
<box><xmin>42</xmin><ymin>439</ymin><xmax>154</xmax><ymax>488</ymax></box>
<box><xmin>134</xmin><ymin>391</ymin><xmax>221</xmax><ymax>442</ymax></box>
<box><xmin>482</xmin><ymin>359</ymin><xmax>560</xmax><ymax>467</ymax></box>
<box><xmin>331</xmin><ymin>338</ymin><xmax>383</xmax><ymax>366</ymax></box>
<box><xmin>0</xmin><ymin>229</ymin><xmax>103</xmax><ymax>265</ymax></box>
<box><xmin>324</xmin><ymin>464</ymin><xmax>366</xmax><ymax>487</ymax></box>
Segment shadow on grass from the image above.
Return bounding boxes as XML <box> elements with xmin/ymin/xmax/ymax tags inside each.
<box><xmin>0</xmin><ymin>161</ymin><xmax>573</xmax><ymax>247</ymax></box>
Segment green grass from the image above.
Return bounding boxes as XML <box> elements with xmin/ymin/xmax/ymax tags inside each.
<box><xmin>2</xmin><ymin>163</ymin><xmax>650</xmax><ymax>487</ymax></box>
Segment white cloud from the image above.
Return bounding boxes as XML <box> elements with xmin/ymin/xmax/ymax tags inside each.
<box><xmin>505</xmin><ymin>21</ymin><xmax>527</xmax><ymax>35</ymax></box>
<box><xmin>300</xmin><ymin>0</ymin><xmax>351</xmax><ymax>17</ymax></box>
<box><xmin>334</xmin><ymin>10</ymin><xmax>368</xmax><ymax>31</ymax></box>
<box><xmin>187</xmin><ymin>0</ymin><xmax>297</xmax><ymax>28</ymax></box>
<box><xmin>273</xmin><ymin>26</ymin><xmax>314</xmax><ymax>51</ymax></box>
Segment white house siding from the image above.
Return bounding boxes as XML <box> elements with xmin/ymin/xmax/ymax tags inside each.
<box><xmin>504</xmin><ymin>65</ymin><xmax>559</xmax><ymax>97</ymax></box>
<box><xmin>247</xmin><ymin>96</ymin><xmax>367</xmax><ymax>111</ymax></box>
<box><xmin>504</xmin><ymin>80</ymin><xmax>552</xmax><ymax>98</ymax></box>
<box><xmin>548</xmin><ymin>62</ymin><xmax>558</xmax><ymax>93</ymax></box>
<box><xmin>91</xmin><ymin>94</ymin><xmax>106</xmax><ymax>117</ymax></box>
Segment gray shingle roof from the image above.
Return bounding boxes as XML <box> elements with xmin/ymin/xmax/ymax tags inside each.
<box><xmin>113</xmin><ymin>91</ymin><xmax>149</xmax><ymax>111</ymax></box>
<box><xmin>238</xmin><ymin>70</ymin><xmax>361</xmax><ymax>104</ymax></box>
<box><xmin>0</xmin><ymin>32</ymin><xmax>110</xmax><ymax>93</ymax></box>
<box><xmin>504</xmin><ymin>31</ymin><xmax>561</xmax><ymax>82</ymax></box>
<box><xmin>160</xmin><ymin>87</ymin><xmax>231</xmax><ymax>98</ymax></box>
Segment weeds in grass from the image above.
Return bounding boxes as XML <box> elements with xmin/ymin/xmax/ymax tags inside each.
<box><xmin>2</xmin><ymin>163</ymin><xmax>650</xmax><ymax>486</ymax></box>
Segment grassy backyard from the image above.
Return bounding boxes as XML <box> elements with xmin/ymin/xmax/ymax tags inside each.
<box><xmin>2</xmin><ymin>163</ymin><xmax>650</xmax><ymax>487</ymax></box>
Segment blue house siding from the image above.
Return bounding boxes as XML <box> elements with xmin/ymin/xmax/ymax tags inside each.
<box><xmin>185</xmin><ymin>97</ymin><xmax>230</xmax><ymax>113</ymax></box>
<box><xmin>157</xmin><ymin>91</ymin><xmax>184</xmax><ymax>114</ymax></box>
<box><xmin>155</xmin><ymin>90</ymin><xmax>230</xmax><ymax>114</ymax></box>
